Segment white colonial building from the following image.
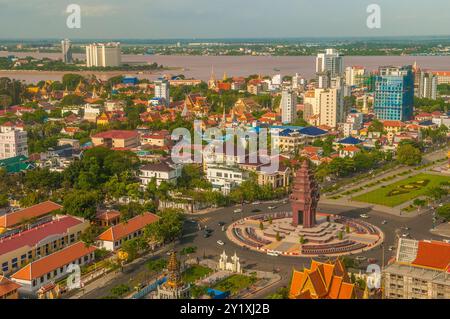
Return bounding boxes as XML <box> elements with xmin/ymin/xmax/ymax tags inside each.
<box><xmin>206</xmin><ymin>164</ymin><xmax>248</xmax><ymax>195</ymax></box>
<box><xmin>140</xmin><ymin>160</ymin><xmax>182</xmax><ymax>187</ymax></box>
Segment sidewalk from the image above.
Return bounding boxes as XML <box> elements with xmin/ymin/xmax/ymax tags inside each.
<box><xmin>67</xmin><ymin>245</ymin><xmax>170</xmax><ymax>299</ymax></box>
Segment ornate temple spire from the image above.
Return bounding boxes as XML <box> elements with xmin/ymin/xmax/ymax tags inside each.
<box><xmin>166</xmin><ymin>252</ymin><xmax>183</xmax><ymax>289</ymax></box>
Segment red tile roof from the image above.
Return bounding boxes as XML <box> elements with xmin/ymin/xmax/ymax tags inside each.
<box><xmin>0</xmin><ymin>276</ymin><xmax>21</xmax><ymax>297</ymax></box>
<box><xmin>11</xmin><ymin>242</ymin><xmax>97</xmax><ymax>281</ymax></box>
<box><xmin>412</xmin><ymin>241</ymin><xmax>450</xmax><ymax>272</ymax></box>
<box><xmin>97</xmin><ymin>212</ymin><xmax>159</xmax><ymax>242</ymax></box>
<box><xmin>92</xmin><ymin>130</ymin><xmax>139</xmax><ymax>140</ymax></box>
<box><xmin>433</xmin><ymin>71</ymin><xmax>450</xmax><ymax>76</ymax></box>
<box><xmin>96</xmin><ymin>210</ymin><xmax>120</xmax><ymax>222</ymax></box>
<box><xmin>342</xmin><ymin>145</ymin><xmax>360</xmax><ymax>152</ymax></box>
<box><xmin>0</xmin><ymin>216</ymin><xmax>85</xmax><ymax>255</ymax></box>
<box><xmin>382</xmin><ymin>120</ymin><xmax>405</xmax><ymax>128</ymax></box>
<box><xmin>0</xmin><ymin>201</ymin><xmax>63</xmax><ymax>228</ymax></box>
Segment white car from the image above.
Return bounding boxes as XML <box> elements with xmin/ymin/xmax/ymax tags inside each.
<box><xmin>267</xmin><ymin>251</ymin><xmax>279</xmax><ymax>257</ymax></box>
<box><xmin>233</xmin><ymin>209</ymin><xmax>242</xmax><ymax>214</ymax></box>
<box><xmin>360</xmin><ymin>214</ymin><xmax>370</xmax><ymax>219</ymax></box>
<box><xmin>268</xmin><ymin>206</ymin><xmax>276</xmax><ymax>210</ymax></box>
<box><xmin>381</xmin><ymin>220</ymin><xmax>388</xmax><ymax>225</ymax></box>
<box><xmin>217</xmin><ymin>240</ymin><xmax>225</xmax><ymax>246</ymax></box>
<box><xmin>253</xmin><ymin>201</ymin><xmax>261</xmax><ymax>205</ymax></box>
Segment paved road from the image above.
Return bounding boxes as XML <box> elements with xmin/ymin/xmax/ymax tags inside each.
<box><xmin>75</xmin><ymin>199</ymin><xmax>446</xmax><ymax>299</ymax></box>
<box><xmin>178</xmin><ymin>200</ymin><xmax>446</xmax><ymax>297</ymax></box>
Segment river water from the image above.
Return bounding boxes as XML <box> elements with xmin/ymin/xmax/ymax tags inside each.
<box><xmin>1</xmin><ymin>51</ymin><xmax>449</xmax><ymax>83</ymax></box>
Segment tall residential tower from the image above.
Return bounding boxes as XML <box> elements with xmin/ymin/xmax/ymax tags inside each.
<box><xmin>374</xmin><ymin>65</ymin><xmax>414</xmax><ymax>121</ymax></box>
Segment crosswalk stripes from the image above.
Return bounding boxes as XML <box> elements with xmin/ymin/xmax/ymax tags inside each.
<box><xmin>197</xmin><ymin>217</ymin><xmax>211</xmax><ymax>225</ymax></box>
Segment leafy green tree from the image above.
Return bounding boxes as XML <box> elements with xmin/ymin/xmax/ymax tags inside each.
<box><xmin>426</xmin><ymin>187</ymin><xmax>447</xmax><ymax>201</ymax></box>
<box><xmin>397</xmin><ymin>144</ymin><xmax>422</xmax><ymax>166</ymax></box>
<box><xmin>119</xmin><ymin>202</ymin><xmax>144</xmax><ymax>222</ymax></box>
<box><xmin>63</xmin><ymin>190</ymin><xmax>100</xmax><ymax>221</ymax></box>
<box><xmin>144</xmin><ymin>209</ymin><xmax>185</xmax><ymax>243</ymax></box>
<box><xmin>62</xmin><ymin>74</ymin><xmax>84</xmax><ymax>90</ymax></box>
<box><xmin>0</xmin><ymin>194</ymin><xmax>9</xmax><ymax>208</ymax></box>
<box><xmin>368</xmin><ymin>119</ymin><xmax>384</xmax><ymax>133</ymax></box>
<box><xmin>60</xmin><ymin>94</ymin><xmax>84</xmax><ymax>106</ymax></box>
<box><xmin>437</xmin><ymin>204</ymin><xmax>450</xmax><ymax>222</ymax></box>
<box><xmin>80</xmin><ymin>225</ymin><xmax>101</xmax><ymax>246</ymax></box>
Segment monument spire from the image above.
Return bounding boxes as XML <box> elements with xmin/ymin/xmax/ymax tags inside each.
<box><xmin>289</xmin><ymin>160</ymin><xmax>320</xmax><ymax>228</ymax></box>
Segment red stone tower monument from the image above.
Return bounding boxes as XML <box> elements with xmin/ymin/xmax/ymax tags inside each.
<box><xmin>290</xmin><ymin>160</ymin><xmax>320</xmax><ymax>228</ymax></box>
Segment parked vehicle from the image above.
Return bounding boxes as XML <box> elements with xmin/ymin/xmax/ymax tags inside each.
<box><xmin>217</xmin><ymin>240</ymin><xmax>225</xmax><ymax>246</ymax></box>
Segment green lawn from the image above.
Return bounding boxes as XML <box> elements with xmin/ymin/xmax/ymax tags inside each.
<box><xmin>182</xmin><ymin>265</ymin><xmax>213</xmax><ymax>283</ymax></box>
<box><xmin>352</xmin><ymin>173</ymin><xmax>450</xmax><ymax>207</ymax></box>
<box><xmin>213</xmin><ymin>274</ymin><xmax>257</xmax><ymax>295</ymax></box>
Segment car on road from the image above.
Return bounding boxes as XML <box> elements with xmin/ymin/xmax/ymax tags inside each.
<box><xmin>233</xmin><ymin>209</ymin><xmax>242</xmax><ymax>214</ymax></box>
<box><xmin>217</xmin><ymin>240</ymin><xmax>225</xmax><ymax>246</ymax></box>
<box><xmin>203</xmin><ymin>233</ymin><xmax>211</xmax><ymax>238</ymax></box>
<box><xmin>381</xmin><ymin>220</ymin><xmax>388</xmax><ymax>225</ymax></box>
<box><xmin>253</xmin><ymin>201</ymin><xmax>261</xmax><ymax>205</ymax></box>
<box><xmin>251</xmin><ymin>208</ymin><xmax>261</xmax><ymax>213</ymax></box>
<box><xmin>218</xmin><ymin>221</ymin><xmax>226</xmax><ymax>226</ymax></box>
<box><xmin>388</xmin><ymin>246</ymin><xmax>396</xmax><ymax>251</ymax></box>
<box><xmin>267</xmin><ymin>251</ymin><xmax>279</xmax><ymax>257</ymax></box>
<box><xmin>359</xmin><ymin>214</ymin><xmax>370</xmax><ymax>219</ymax></box>
<box><xmin>402</xmin><ymin>233</ymin><xmax>410</xmax><ymax>238</ymax></box>
<box><xmin>268</xmin><ymin>206</ymin><xmax>276</xmax><ymax>210</ymax></box>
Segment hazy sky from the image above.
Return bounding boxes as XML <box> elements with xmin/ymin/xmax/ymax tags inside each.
<box><xmin>0</xmin><ymin>0</ymin><xmax>449</xmax><ymax>39</ymax></box>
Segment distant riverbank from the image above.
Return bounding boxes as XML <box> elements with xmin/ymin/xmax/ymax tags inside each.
<box><xmin>1</xmin><ymin>51</ymin><xmax>450</xmax><ymax>83</ymax></box>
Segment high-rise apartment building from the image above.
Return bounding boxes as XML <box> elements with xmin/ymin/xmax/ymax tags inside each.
<box><xmin>316</xmin><ymin>49</ymin><xmax>344</xmax><ymax>78</ymax></box>
<box><xmin>154</xmin><ymin>79</ymin><xmax>170</xmax><ymax>106</ymax></box>
<box><xmin>418</xmin><ymin>71</ymin><xmax>438</xmax><ymax>100</ymax></box>
<box><xmin>345</xmin><ymin>66</ymin><xmax>366</xmax><ymax>86</ymax></box>
<box><xmin>374</xmin><ymin>65</ymin><xmax>414</xmax><ymax>121</ymax></box>
<box><xmin>281</xmin><ymin>88</ymin><xmax>297</xmax><ymax>124</ymax></box>
<box><xmin>61</xmin><ymin>39</ymin><xmax>73</xmax><ymax>64</ymax></box>
<box><xmin>85</xmin><ymin>43</ymin><xmax>121</xmax><ymax>68</ymax></box>
<box><xmin>0</xmin><ymin>123</ymin><xmax>28</xmax><ymax>160</ymax></box>
<box><xmin>303</xmin><ymin>88</ymin><xmax>343</xmax><ymax>128</ymax></box>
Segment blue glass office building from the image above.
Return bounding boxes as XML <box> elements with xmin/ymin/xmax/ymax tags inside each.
<box><xmin>374</xmin><ymin>66</ymin><xmax>414</xmax><ymax>121</ymax></box>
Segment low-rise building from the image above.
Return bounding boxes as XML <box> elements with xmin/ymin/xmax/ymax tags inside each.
<box><xmin>95</xmin><ymin>209</ymin><xmax>121</xmax><ymax>227</ymax></box>
<box><xmin>383</xmin><ymin>239</ymin><xmax>450</xmax><ymax>299</ymax></box>
<box><xmin>339</xmin><ymin>145</ymin><xmax>361</xmax><ymax>158</ymax></box>
<box><xmin>96</xmin><ymin>212</ymin><xmax>160</xmax><ymax>251</ymax></box>
<box><xmin>0</xmin><ymin>276</ymin><xmax>20</xmax><ymax>299</ymax></box>
<box><xmin>0</xmin><ymin>201</ymin><xmax>62</xmax><ymax>232</ymax></box>
<box><xmin>140</xmin><ymin>160</ymin><xmax>182</xmax><ymax>187</ymax></box>
<box><xmin>206</xmin><ymin>165</ymin><xmax>248</xmax><ymax>195</ymax></box>
<box><xmin>0</xmin><ymin>215</ymin><xmax>89</xmax><ymax>275</ymax></box>
<box><xmin>91</xmin><ymin>130</ymin><xmax>140</xmax><ymax>149</ymax></box>
<box><xmin>10</xmin><ymin>242</ymin><xmax>96</xmax><ymax>295</ymax></box>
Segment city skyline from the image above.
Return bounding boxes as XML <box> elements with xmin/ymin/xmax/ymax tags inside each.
<box><xmin>1</xmin><ymin>0</ymin><xmax>450</xmax><ymax>39</ymax></box>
